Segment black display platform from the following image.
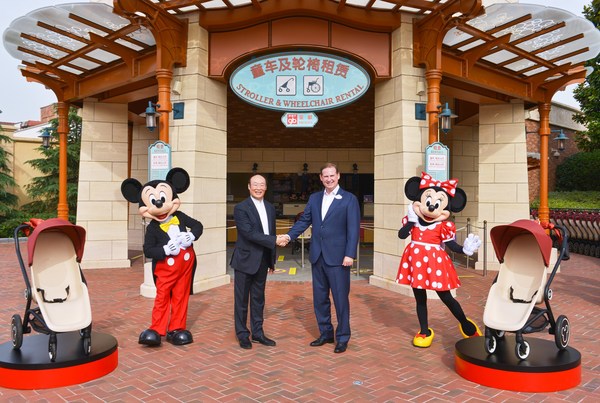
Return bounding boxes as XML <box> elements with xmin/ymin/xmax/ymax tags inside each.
<box><xmin>0</xmin><ymin>331</ymin><xmax>118</xmax><ymax>389</ymax></box>
<box><xmin>455</xmin><ymin>336</ymin><xmax>581</xmax><ymax>392</ymax></box>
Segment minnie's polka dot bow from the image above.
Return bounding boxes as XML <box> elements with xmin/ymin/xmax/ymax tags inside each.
<box><xmin>419</xmin><ymin>172</ymin><xmax>458</xmax><ymax>197</ymax></box>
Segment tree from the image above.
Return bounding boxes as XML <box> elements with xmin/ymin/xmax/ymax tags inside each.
<box><xmin>572</xmin><ymin>1</ymin><xmax>600</xmax><ymax>152</ymax></box>
<box><xmin>23</xmin><ymin>107</ymin><xmax>82</xmax><ymax>220</ymax></box>
<box><xmin>0</xmin><ymin>130</ymin><xmax>18</xmax><ymax>217</ymax></box>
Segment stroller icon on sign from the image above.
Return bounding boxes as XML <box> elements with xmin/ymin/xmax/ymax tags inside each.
<box><xmin>276</xmin><ymin>76</ymin><xmax>296</xmax><ymax>95</ymax></box>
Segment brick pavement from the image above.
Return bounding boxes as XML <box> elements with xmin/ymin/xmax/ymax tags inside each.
<box><xmin>0</xmin><ymin>240</ymin><xmax>598</xmax><ymax>402</ymax></box>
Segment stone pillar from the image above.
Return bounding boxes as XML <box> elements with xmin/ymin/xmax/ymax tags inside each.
<box><xmin>77</xmin><ymin>99</ymin><xmax>130</xmax><ymax>269</ymax></box>
<box><xmin>369</xmin><ymin>16</ymin><xmax>429</xmax><ymax>296</ymax></box>
<box><xmin>477</xmin><ymin>102</ymin><xmax>530</xmax><ymax>271</ymax></box>
<box><xmin>169</xmin><ymin>15</ymin><xmax>230</xmax><ymax>292</ymax></box>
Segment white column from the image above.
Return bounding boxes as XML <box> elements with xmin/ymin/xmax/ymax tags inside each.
<box><xmin>77</xmin><ymin>99</ymin><xmax>130</xmax><ymax>269</ymax></box>
<box><xmin>169</xmin><ymin>16</ymin><xmax>230</xmax><ymax>292</ymax></box>
<box><xmin>369</xmin><ymin>17</ymin><xmax>429</xmax><ymax>297</ymax></box>
<box><xmin>478</xmin><ymin>102</ymin><xmax>530</xmax><ymax>271</ymax></box>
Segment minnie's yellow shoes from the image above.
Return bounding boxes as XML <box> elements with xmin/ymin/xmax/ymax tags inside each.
<box><xmin>459</xmin><ymin>318</ymin><xmax>482</xmax><ymax>338</ymax></box>
<box><xmin>413</xmin><ymin>328</ymin><xmax>434</xmax><ymax>348</ymax></box>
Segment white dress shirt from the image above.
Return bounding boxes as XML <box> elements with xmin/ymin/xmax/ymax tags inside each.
<box><xmin>321</xmin><ymin>185</ymin><xmax>339</xmax><ymax>220</ymax></box>
<box><xmin>251</xmin><ymin>196</ymin><xmax>270</xmax><ymax>235</ymax></box>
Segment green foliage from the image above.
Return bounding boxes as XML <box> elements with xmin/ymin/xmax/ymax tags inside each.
<box><xmin>0</xmin><ymin>212</ymin><xmax>72</xmax><ymax>239</ymax></box>
<box><xmin>22</xmin><ymin>107</ymin><xmax>81</xmax><ymax>218</ymax></box>
<box><xmin>555</xmin><ymin>150</ymin><xmax>600</xmax><ymax>191</ymax></box>
<box><xmin>531</xmin><ymin>191</ymin><xmax>600</xmax><ymax>209</ymax></box>
<box><xmin>572</xmin><ymin>1</ymin><xmax>600</xmax><ymax>152</ymax></box>
<box><xmin>0</xmin><ymin>131</ymin><xmax>18</xmax><ymax>218</ymax></box>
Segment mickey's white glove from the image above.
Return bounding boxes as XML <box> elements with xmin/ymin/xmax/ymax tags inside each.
<box><xmin>163</xmin><ymin>239</ymin><xmax>181</xmax><ymax>256</ymax></box>
<box><xmin>407</xmin><ymin>203</ymin><xmax>419</xmax><ymax>223</ymax></box>
<box><xmin>462</xmin><ymin>234</ymin><xmax>482</xmax><ymax>256</ymax></box>
<box><xmin>177</xmin><ymin>231</ymin><xmax>195</xmax><ymax>248</ymax></box>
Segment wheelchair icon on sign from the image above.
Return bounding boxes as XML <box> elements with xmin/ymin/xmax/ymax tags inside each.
<box><xmin>304</xmin><ymin>75</ymin><xmax>323</xmax><ymax>96</ymax></box>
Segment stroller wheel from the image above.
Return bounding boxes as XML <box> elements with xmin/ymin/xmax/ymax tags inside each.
<box><xmin>83</xmin><ymin>337</ymin><xmax>92</xmax><ymax>355</ymax></box>
<box><xmin>11</xmin><ymin>314</ymin><xmax>23</xmax><ymax>350</ymax></box>
<box><xmin>515</xmin><ymin>340</ymin><xmax>530</xmax><ymax>360</ymax></box>
<box><xmin>494</xmin><ymin>330</ymin><xmax>505</xmax><ymax>339</ymax></box>
<box><xmin>49</xmin><ymin>335</ymin><xmax>57</xmax><ymax>362</ymax></box>
<box><xmin>555</xmin><ymin>315</ymin><xmax>570</xmax><ymax>350</ymax></box>
<box><xmin>485</xmin><ymin>336</ymin><xmax>497</xmax><ymax>354</ymax></box>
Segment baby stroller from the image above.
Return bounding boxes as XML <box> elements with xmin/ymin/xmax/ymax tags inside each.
<box><xmin>11</xmin><ymin>218</ymin><xmax>92</xmax><ymax>362</ymax></box>
<box><xmin>483</xmin><ymin>219</ymin><xmax>569</xmax><ymax>360</ymax></box>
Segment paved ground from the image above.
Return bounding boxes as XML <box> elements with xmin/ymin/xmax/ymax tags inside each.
<box><xmin>0</xmin><ymin>240</ymin><xmax>598</xmax><ymax>402</ymax></box>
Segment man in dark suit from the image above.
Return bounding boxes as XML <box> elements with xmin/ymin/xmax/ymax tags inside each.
<box><xmin>280</xmin><ymin>163</ymin><xmax>360</xmax><ymax>353</ymax></box>
<box><xmin>230</xmin><ymin>174</ymin><xmax>281</xmax><ymax>349</ymax></box>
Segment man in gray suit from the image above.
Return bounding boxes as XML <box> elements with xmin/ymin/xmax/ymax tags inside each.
<box><xmin>230</xmin><ymin>174</ymin><xmax>282</xmax><ymax>349</ymax></box>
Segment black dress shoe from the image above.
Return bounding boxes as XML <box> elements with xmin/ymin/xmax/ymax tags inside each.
<box><xmin>252</xmin><ymin>335</ymin><xmax>276</xmax><ymax>346</ymax></box>
<box><xmin>239</xmin><ymin>337</ymin><xmax>252</xmax><ymax>349</ymax></box>
<box><xmin>310</xmin><ymin>335</ymin><xmax>334</xmax><ymax>347</ymax></box>
<box><xmin>138</xmin><ymin>329</ymin><xmax>161</xmax><ymax>347</ymax></box>
<box><xmin>166</xmin><ymin>329</ymin><xmax>193</xmax><ymax>346</ymax></box>
<box><xmin>334</xmin><ymin>342</ymin><xmax>348</xmax><ymax>353</ymax></box>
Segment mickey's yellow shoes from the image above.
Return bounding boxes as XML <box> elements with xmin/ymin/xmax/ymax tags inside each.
<box><xmin>459</xmin><ymin>318</ymin><xmax>482</xmax><ymax>338</ymax></box>
<box><xmin>413</xmin><ymin>328</ymin><xmax>434</xmax><ymax>348</ymax></box>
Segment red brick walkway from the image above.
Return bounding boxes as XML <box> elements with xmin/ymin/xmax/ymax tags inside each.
<box><xmin>0</xmin><ymin>241</ymin><xmax>598</xmax><ymax>401</ymax></box>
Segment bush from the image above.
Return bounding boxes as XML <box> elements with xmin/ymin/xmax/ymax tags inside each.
<box><xmin>556</xmin><ymin>150</ymin><xmax>600</xmax><ymax>191</ymax></box>
<box><xmin>531</xmin><ymin>191</ymin><xmax>600</xmax><ymax>209</ymax></box>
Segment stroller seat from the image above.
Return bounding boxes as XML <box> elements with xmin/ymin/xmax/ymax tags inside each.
<box><xmin>31</xmin><ymin>231</ymin><xmax>92</xmax><ymax>333</ymax></box>
<box><xmin>483</xmin><ymin>234</ymin><xmax>547</xmax><ymax>332</ymax></box>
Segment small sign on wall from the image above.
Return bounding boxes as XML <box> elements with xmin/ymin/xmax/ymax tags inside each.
<box><xmin>425</xmin><ymin>142</ymin><xmax>449</xmax><ymax>181</ymax></box>
<box><xmin>281</xmin><ymin>112</ymin><xmax>319</xmax><ymax>128</ymax></box>
<box><xmin>148</xmin><ymin>141</ymin><xmax>171</xmax><ymax>181</ymax></box>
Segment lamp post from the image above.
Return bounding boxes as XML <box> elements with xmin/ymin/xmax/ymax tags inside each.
<box><xmin>140</xmin><ymin>101</ymin><xmax>161</xmax><ymax>131</ymax></box>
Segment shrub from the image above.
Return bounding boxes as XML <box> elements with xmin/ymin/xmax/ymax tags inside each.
<box><xmin>556</xmin><ymin>150</ymin><xmax>600</xmax><ymax>191</ymax></box>
<box><xmin>530</xmin><ymin>191</ymin><xmax>600</xmax><ymax>209</ymax></box>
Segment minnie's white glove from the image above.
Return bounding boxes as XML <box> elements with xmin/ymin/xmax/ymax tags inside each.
<box><xmin>163</xmin><ymin>239</ymin><xmax>181</xmax><ymax>256</ymax></box>
<box><xmin>462</xmin><ymin>233</ymin><xmax>482</xmax><ymax>256</ymax></box>
<box><xmin>177</xmin><ymin>231</ymin><xmax>195</xmax><ymax>248</ymax></box>
<box><xmin>407</xmin><ymin>203</ymin><xmax>419</xmax><ymax>223</ymax></box>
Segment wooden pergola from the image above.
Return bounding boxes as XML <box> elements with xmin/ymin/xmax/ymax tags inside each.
<box><xmin>3</xmin><ymin>0</ymin><xmax>599</xmax><ymax>224</ymax></box>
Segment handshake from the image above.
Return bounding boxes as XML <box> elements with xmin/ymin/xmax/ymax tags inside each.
<box><xmin>163</xmin><ymin>231</ymin><xmax>195</xmax><ymax>256</ymax></box>
<box><xmin>276</xmin><ymin>234</ymin><xmax>290</xmax><ymax>247</ymax></box>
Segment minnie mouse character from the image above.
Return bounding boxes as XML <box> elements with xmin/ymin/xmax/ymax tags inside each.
<box><xmin>397</xmin><ymin>172</ymin><xmax>482</xmax><ymax>348</ymax></box>
<box><xmin>121</xmin><ymin>168</ymin><xmax>203</xmax><ymax>347</ymax></box>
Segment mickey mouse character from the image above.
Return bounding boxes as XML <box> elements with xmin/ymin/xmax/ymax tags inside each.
<box><xmin>397</xmin><ymin>172</ymin><xmax>482</xmax><ymax>348</ymax></box>
<box><xmin>121</xmin><ymin>168</ymin><xmax>203</xmax><ymax>347</ymax></box>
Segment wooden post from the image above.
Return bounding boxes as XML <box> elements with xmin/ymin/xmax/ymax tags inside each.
<box><xmin>538</xmin><ymin>102</ymin><xmax>551</xmax><ymax>225</ymax></box>
<box><xmin>57</xmin><ymin>101</ymin><xmax>70</xmax><ymax>220</ymax></box>
<box><xmin>426</xmin><ymin>69</ymin><xmax>442</xmax><ymax>145</ymax></box>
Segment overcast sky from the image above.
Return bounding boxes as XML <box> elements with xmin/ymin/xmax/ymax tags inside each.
<box><xmin>0</xmin><ymin>0</ymin><xmax>593</xmax><ymax>123</ymax></box>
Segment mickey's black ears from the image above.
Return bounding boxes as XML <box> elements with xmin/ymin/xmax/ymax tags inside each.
<box><xmin>404</xmin><ymin>176</ymin><xmax>422</xmax><ymax>201</ymax></box>
<box><xmin>121</xmin><ymin>178</ymin><xmax>143</xmax><ymax>203</ymax></box>
<box><xmin>166</xmin><ymin>168</ymin><xmax>190</xmax><ymax>194</ymax></box>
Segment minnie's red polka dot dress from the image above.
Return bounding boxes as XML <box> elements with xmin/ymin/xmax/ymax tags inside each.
<box><xmin>396</xmin><ymin>217</ymin><xmax>461</xmax><ymax>291</ymax></box>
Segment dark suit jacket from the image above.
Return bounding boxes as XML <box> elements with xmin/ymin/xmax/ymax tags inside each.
<box><xmin>230</xmin><ymin>197</ymin><xmax>277</xmax><ymax>274</ymax></box>
<box><xmin>288</xmin><ymin>187</ymin><xmax>360</xmax><ymax>266</ymax></box>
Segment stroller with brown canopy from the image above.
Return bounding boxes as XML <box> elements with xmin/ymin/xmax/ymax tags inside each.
<box><xmin>483</xmin><ymin>219</ymin><xmax>570</xmax><ymax>360</ymax></box>
<box><xmin>10</xmin><ymin>218</ymin><xmax>92</xmax><ymax>362</ymax></box>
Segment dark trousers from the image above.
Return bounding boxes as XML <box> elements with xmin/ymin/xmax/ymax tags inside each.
<box><xmin>312</xmin><ymin>255</ymin><xmax>351</xmax><ymax>342</ymax></box>
<box><xmin>234</xmin><ymin>251</ymin><xmax>269</xmax><ymax>339</ymax></box>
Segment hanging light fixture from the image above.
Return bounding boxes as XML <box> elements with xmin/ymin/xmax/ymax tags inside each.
<box><xmin>553</xmin><ymin>129</ymin><xmax>569</xmax><ymax>151</ymax></box>
<box><xmin>39</xmin><ymin>127</ymin><xmax>52</xmax><ymax>149</ymax></box>
<box><xmin>140</xmin><ymin>101</ymin><xmax>161</xmax><ymax>131</ymax></box>
<box><xmin>438</xmin><ymin>103</ymin><xmax>458</xmax><ymax>135</ymax></box>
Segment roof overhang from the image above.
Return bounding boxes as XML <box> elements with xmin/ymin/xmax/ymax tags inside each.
<box><xmin>3</xmin><ymin>0</ymin><xmax>599</xmax><ymax>111</ymax></box>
